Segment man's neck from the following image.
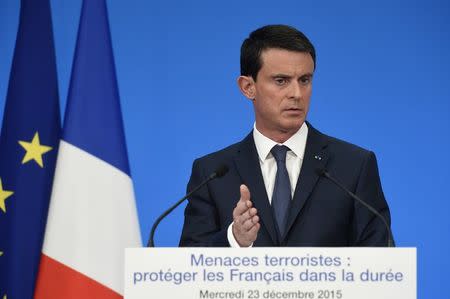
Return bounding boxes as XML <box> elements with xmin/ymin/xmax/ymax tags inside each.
<box><xmin>255</xmin><ymin>124</ymin><xmax>301</xmax><ymax>144</ymax></box>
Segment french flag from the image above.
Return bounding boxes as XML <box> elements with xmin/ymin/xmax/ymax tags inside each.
<box><xmin>34</xmin><ymin>0</ymin><xmax>142</xmax><ymax>298</ymax></box>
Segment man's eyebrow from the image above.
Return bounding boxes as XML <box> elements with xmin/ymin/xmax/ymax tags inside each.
<box><xmin>271</xmin><ymin>73</ymin><xmax>291</xmax><ymax>78</ymax></box>
<box><xmin>271</xmin><ymin>72</ymin><xmax>314</xmax><ymax>78</ymax></box>
<box><xmin>300</xmin><ymin>72</ymin><xmax>314</xmax><ymax>78</ymax></box>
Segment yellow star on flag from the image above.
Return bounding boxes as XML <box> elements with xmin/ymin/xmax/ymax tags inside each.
<box><xmin>0</xmin><ymin>179</ymin><xmax>14</xmax><ymax>213</ymax></box>
<box><xmin>18</xmin><ymin>132</ymin><xmax>52</xmax><ymax>168</ymax></box>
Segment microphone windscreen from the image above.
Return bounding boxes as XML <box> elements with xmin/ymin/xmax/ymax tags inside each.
<box><xmin>315</xmin><ymin>167</ymin><xmax>326</xmax><ymax>177</ymax></box>
<box><xmin>215</xmin><ymin>164</ymin><xmax>229</xmax><ymax>178</ymax></box>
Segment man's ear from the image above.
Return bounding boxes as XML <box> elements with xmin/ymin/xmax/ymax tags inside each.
<box><xmin>237</xmin><ymin>76</ymin><xmax>256</xmax><ymax>100</ymax></box>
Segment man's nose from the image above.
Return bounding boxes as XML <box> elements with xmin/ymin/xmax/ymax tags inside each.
<box><xmin>288</xmin><ymin>82</ymin><xmax>302</xmax><ymax>99</ymax></box>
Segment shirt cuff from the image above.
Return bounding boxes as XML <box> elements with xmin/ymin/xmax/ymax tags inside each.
<box><xmin>227</xmin><ymin>222</ymin><xmax>253</xmax><ymax>248</ymax></box>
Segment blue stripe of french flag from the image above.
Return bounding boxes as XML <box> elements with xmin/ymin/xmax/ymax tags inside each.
<box><xmin>35</xmin><ymin>0</ymin><xmax>142</xmax><ymax>297</ymax></box>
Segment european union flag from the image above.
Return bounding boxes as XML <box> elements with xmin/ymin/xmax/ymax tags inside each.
<box><xmin>0</xmin><ymin>0</ymin><xmax>61</xmax><ymax>298</ymax></box>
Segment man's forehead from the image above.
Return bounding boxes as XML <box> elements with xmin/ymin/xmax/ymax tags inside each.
<box><xmin>260</xmin><ymin>48</ymin><xmax>315</xmax><ymax>74</ymax></box>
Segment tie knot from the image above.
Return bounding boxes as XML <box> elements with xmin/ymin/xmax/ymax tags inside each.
<box><xmin>271</xmin><ymin>145</ymin><xmax>290</xmax><ymax>162</ymax></box>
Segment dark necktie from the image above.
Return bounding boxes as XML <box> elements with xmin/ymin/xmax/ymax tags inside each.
<box><xmin>271</xmin><ymin>145</ymin><xmax>292</xmax><ymax>237</ymax></box>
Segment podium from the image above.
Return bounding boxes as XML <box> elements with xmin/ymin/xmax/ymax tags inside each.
<box><xmin>125</xmin><ymin>247</ymin><xmax>416</xmax><ymax>299</ymax></box>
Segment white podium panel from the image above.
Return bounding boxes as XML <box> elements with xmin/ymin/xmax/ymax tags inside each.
<box><xmin>125</xmin><ymin>248</ymin><xmax>416</xmax><ymax>299</ymax></box>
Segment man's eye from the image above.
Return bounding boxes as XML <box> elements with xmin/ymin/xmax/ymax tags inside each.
<box><xmin>300</xmin><ymin>77</ymin><xmax>311</xmax><ymax>85</ymax></box>
<box><xmin>275</xmin><ymin>78</ymin><xmax>287</xmax><ymax>85</ymax></box>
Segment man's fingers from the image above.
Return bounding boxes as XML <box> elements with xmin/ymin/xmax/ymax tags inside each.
<box><xmin>249</xmin><ymin>207</ymin><xmax>257</xmax><ymax>217</ymax></box>
<box><xmin>237</xmin><ymin>197</ymin><xmax>252</xmax><ymax>211</ymax></box>
<box><xmin>232</xmin><ymin>183</ymin><xmax>260</xmax><ymax>246</ymax></box>
<box><xmin>248</xmin><ymin>222</ymin><xmax>260</xmax><ymax>237</ymax></box>
<box><xmin>235</xmin><ymin>207</ymin><xmax>257</xmax><ymax>224</ymax></box>
<box><xmin>233</xmin><ymin>202</ymin><xmax>247</xmax><ymax>218</ymax></box>
<box><xmin>233</xmin><ymin>185</ymin><xmax>253</xmax><ymax>219</ymax></box>
<box><xmin>242</xmin><ymin>215</ymin><xmax>259</xmax><ymax>230</ymax></box>
<box><xmin>240</xmin><ymin>184</ymin><xmax>251</xmax><ymax>202</ymax></box>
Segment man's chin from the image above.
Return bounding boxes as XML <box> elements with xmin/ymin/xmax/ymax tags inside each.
<box><xmin>282</xmin><ymin>119</ymin><xmax>305</xmax><ymax>132</ymax></box>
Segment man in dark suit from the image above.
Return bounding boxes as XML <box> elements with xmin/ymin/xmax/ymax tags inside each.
<box><xmin>179</xmin><ymin>25</ymin><xmax>392</xmax><ymax>247</ymax></box>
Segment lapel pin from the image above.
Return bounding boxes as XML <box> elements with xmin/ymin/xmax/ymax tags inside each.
<box><xmin>314</xmin><ymin>155</ymin><xmax>322</xmax><ymax>161</ymax></box>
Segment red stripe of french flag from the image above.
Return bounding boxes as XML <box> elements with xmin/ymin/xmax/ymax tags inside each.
<box><xmin>35</xmin><ymin>255</ymin><xmax>122</xmax><ymax>299</ymax></box>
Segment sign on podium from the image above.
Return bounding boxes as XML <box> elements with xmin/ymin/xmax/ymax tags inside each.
<box><xmin>125</xmin><ymin>247</ymin><xmax>416</xmax><ymax>299</ymax></box>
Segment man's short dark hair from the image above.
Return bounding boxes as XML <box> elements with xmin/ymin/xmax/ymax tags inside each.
<box><xmin>240</xmin><ymin>24</ymin><xmax>316</xmax><ymax>81</ymax></box>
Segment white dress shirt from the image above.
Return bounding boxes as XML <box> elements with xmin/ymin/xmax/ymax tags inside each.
<box><xmin>227</xmin><ymin>122</ymin><xmax>309</xmax><ymax>247</ymax></box>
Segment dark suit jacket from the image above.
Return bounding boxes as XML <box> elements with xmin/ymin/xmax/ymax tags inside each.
<box><xmin>179</xmin><ymin>123</ymin><xmax>392</xmax><ymax>247</ymax></box>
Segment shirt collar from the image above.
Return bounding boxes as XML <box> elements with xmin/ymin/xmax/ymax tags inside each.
<box><xmin>253</xmin><ymin>122</ymin><xmax>309</xmax><ymax>163</ymax></box>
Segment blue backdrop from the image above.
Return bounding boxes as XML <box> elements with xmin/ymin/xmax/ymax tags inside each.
<box><xmin>1</xmin><ymin>1</ymin><xmax>449</xmax><ymax>297</ymax></box>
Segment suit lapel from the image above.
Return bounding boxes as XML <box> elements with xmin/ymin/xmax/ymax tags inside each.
<box><xmin>233</xmin><ymin>132</ymin><xmax>278</xmax><ymax>245</ymax></box>
<box><xmin>283</xmin><ymin>124</ymin><xmax>330</xmax><ymax>241</ymax></box>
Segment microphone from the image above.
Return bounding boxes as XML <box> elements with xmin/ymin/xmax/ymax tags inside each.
<box><xmin>147</xmin><ymin>164</ymin><xmax>229</xmax><ymax>247</ymax></box>
<box><xmin>315</xmin><ymin>168</ymin><xmax>394</xmax><ymax>247</ymax></box>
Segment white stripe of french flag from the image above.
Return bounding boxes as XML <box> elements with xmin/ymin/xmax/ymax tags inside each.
<box><xmin>35</xmin><ymin>142</ymin><xmax>141</xmax><ymax>298</ymax></box>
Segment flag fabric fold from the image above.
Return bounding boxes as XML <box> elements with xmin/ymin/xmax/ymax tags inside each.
<box><xmin>0</xmin><ymin>1</ymin><xmax>61</xmax><ymax>298</ymax></box>
<box><xmin>34</xmin><ymin>0</ymin><xmax>142</xmax><ymax>298</ymax></box>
